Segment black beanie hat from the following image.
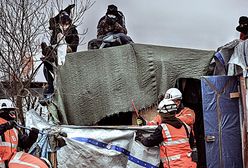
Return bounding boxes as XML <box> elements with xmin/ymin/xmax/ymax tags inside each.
<box><xmin>236</xmin><ymin>16</ymin><xmax>248</xmax><ymax>33</ymax></box>
<box><xmin>59</xmin><ymin>11</ymin><xmax>72</xmax><ymax>25</ymax></box>
<box><xmin>107</xmin><ymin>4</ymin><xmax>118</xmax><ymax>15</ymax></box>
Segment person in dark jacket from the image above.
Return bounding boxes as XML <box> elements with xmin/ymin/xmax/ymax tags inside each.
<box><xmin>88</xmin><ymin>4</ymin><xmax>133</xmax><ymax>50</ymax></box>
<box><xmin>50</xmin><ymin>10</ymin><xmax>79</xmax><ymax>52</ymax></box>
<box><xmin>0</xmin><ymin>99</ymin><xmax>40</xmax><ymax>167</ymax></box>
<box><xmin>40</xmin><ymin>5</ymin><xmax>79</xmax><ymax>99</ymax></box>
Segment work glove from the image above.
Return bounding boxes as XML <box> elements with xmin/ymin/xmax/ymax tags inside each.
<box><xmin>135</xmin><ymin>130</ymin><xmax>144</xmax><ymax>142</ymax></box>
<box><xmin>136</xmin><ymin>116</ymin><xmax>146</xmax><ymax>126</ymax></box>
<box><xmin>4</xmin><ymin>120</ymin><xmax>16</xmax><ymax>130</ymax></box>
<box><xmin>29</xmin><ymin>127</ymin><xmax>39</xmax><ymax>139</ymax></box>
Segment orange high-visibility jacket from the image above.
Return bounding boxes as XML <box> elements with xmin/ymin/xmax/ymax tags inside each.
<box><xmin>147</xmin><ymin>107</ymin><xmax>195</xmax><ymax>127</ymax></box>
<box><xmin>8</xmin><ymin>151</ymin><xmax>49</xmax><ymax>168</ymax></box>
<box><xmin>160</xmin><ymin>123</ymin><xmax>196</xmax><ymax>168</ymax></box>
<box><xmin>0</xmin><ymin>118</ymin><xmax>18</xmax><ymax>163</ymax></box>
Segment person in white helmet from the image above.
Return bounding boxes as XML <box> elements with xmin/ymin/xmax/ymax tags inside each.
<box><xmin>137</xmin><ymin>88</ymin><xmax>195</xmax><ymax>127</ymax></box>
<box><xmin>0</xmin><ymin>99</ymin><xmax>49</xmax><ymax>168</ymax></box>
<box><xmin>135</xmin><ymin>99</ymin><xmax>196</xmax><ymax>168</ymax></box>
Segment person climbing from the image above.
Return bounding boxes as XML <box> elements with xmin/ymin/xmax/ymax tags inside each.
<box><xmin>40</xmin><ymin>42</ymin><xmax>57</xmax><ymax>99</ymax></box>
<box><xmin>135</xmin><ymin>99</ymin><xmax>197</xmax><ymax>168</ymax></box>
<box><xmin>40</xmin><ymin>4</ymin><xmax>79</xmax><ymax>102</ymax></box>
<box><xmin>50</xmin><ymin>9</ymin><xmax>79</xmax><ymax>54</ymax></box>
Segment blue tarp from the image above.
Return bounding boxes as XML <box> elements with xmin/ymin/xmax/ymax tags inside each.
<box><xmin>201</xmin><ymin>76</ymin><xmax>242</xmax><ymax>168</ymax></box>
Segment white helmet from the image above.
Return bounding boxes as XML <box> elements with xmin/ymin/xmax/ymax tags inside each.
<box><xmin>0</xmin><ymin>99</ymin><xmax>16</xmax><ymax>110</ymax></box>
<box><xmin>164</xmin><ymin>88</ymin><xmax>182</xmax><ymax>100</ymax></box>
<box><xmin>157</xmin><ymin>99</ymin><xmax>177</xmax><ymax>114</ymax></box>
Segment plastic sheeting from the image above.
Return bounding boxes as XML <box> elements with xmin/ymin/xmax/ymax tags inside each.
<box><xmin>228</xmin><ymin>39</ymin><xmax>248</xmax><ymax>77</ymax></box>
<box><xmin>25</xmin><ymin>109</ymin><xmax>160</xmax><ymax>168</ymax></box>
<box><xmin>201</xmin><ymin>76</ymin><xmax>242</xmax><ymax>168</ymax></box>
<box><xmin>55</xmin><ymin>43</ymin><xmax>214</xmax><ymax>125</ymax></box>
<box><xmin>58</xmin><ymin>126</ymin><xmax>160</xmax><ymax>168</ymax></box>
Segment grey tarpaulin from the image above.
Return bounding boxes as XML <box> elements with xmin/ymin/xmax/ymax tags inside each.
<box><xmin>25</xmin><ymin>109</ymin><xmax>160</xmax><ymax>168</ymax></box>
<box><xmin>55</xmin><ymin>43</ymin><xmax>214</xmax><ymax>125</ymax></box>
<box><xmin>58</xmin><ymin>126</ymin><xmax>160</xmax><ymax>168</ymax></box>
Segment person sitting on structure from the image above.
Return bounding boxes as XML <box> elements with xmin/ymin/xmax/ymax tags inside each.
<box><xmin>0</xmin><ymin>99</ymin><xmax>51</xmax><ymax>168</ymax></box>
<box><xmin>88</xmin><ymin>4</ymin><xmax>133</xmax><ymax>49</ymax></box>
<box><xmin>236</xmin><ymin>16</ymin><xmax>248</xmax><ymax>40</ymax></box>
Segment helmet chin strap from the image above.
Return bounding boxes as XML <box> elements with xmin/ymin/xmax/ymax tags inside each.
<box><xmin>9</xmin><ymin>111</ymin><xmax>16</xmax><ymax>119</ymax></box>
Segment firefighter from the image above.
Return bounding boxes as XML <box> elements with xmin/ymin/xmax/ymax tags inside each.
<box><xmin>137</xmin><ymin>88</ymin><xmax>195</xmax><ymax>128</ymax></box>
<box><xmin>0</xmin><ymin>99</ymin><xmax>50</xmax><ymax>168</ymax></box>
<box><xmin>135</xmin><ymin>99</ymin><xmax>196</xmax><ymax>168</ymax></box>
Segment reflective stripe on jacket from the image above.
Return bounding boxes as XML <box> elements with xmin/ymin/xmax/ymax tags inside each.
<box><xmin>8</xmin><ymin>151</ymin><xmax>49</xmax><ymax>168</ymax></box>
<box><xmin>148</xmin><ymin>107</ymin><xmax>195</xmax><ymax>127</ymax></box>
<box><xmin>160</xmin><ymin>123</ymin><xmax>196</xmax><ymax>168</ymax></box>
<box><xmin>0</xmin><ymin>118</ymin><xmax>18</xmax><ymax>162</ymax></box>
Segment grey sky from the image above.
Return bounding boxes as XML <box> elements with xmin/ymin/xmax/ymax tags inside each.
<box><xmin>35</xmin><ymin>0</ymin><xmax>248</xmax><ymax>81</ymax></box>
<box><xmin>79</xmin><ymin>0</ymin><xmax>248</xmax><ymax>51</ymax></box>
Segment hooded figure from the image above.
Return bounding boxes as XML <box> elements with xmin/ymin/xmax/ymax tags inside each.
<box><xmin>50</xmin><ymin>9</ymin><xmax>79</xmax><ymax>53</ymax></box>
<box><xmin>236</xmin><ymin>16</ymin><xmax>248</xmax><ymax>40</ymax></box>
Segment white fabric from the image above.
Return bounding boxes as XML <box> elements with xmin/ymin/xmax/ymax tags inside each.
<box><xmin>57</xmin><ymin>32</ymin><xmax>67</xmax><ymax>66</ymax></box>
<box><xmin>228</xmin><ymin>39</ymin><xmax>248</xmax><ymax>77</ymax></box>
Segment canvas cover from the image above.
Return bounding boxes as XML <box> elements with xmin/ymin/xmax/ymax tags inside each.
<box><xmin>26</xmin><ymin>109</ymin><xmax>160</xmax><ymax>168</ymax></box>
<box><xmin>201</xmin><ymin>76</ymin><xmax>242</xmax><ymax>168</ymax></box>
<box><xmin>55</xmin><ymin>43</ymin><xmax>214</xmax><ymax>125</ymax></box>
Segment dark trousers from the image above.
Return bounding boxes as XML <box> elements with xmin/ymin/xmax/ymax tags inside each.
<box><xmin>115</xmin><ymin>33</ymin><xmax>133</xmax><ymax>44</ymax></box>
<box><xmin>43</xmin><ymin>61</ymin><xmax>54</xmax><ymax>95</ymax></box>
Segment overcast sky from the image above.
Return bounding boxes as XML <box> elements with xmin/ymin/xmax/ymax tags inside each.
<box><xmin>78</xmin><ymin>0</ymin><xmax>248</xmax><ymax>51</ymax></box>
<box><xmin>36</xmin><ymin>0</ymin><xmax>248</xmax><ymax>81</ymax></box>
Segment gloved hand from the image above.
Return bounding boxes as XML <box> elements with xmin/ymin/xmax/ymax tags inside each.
<box><xmin>4</xmin><ymin>120</ymin><xmax>16</xmax><ymax>130</ymax></box>
<box><xmin>29</xmin><ymin>127</ymin><xmax>39</xmax><ymax>138</ymax></box>
<box><xmin>135</xmin><ymin>130</ymin><xmax>144</xmax><ymax>142</ymax></box>
<box><xmin>136</xmin><ymin>116</ymin><xmax>146</xmax><ymax>126</ymax></box>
